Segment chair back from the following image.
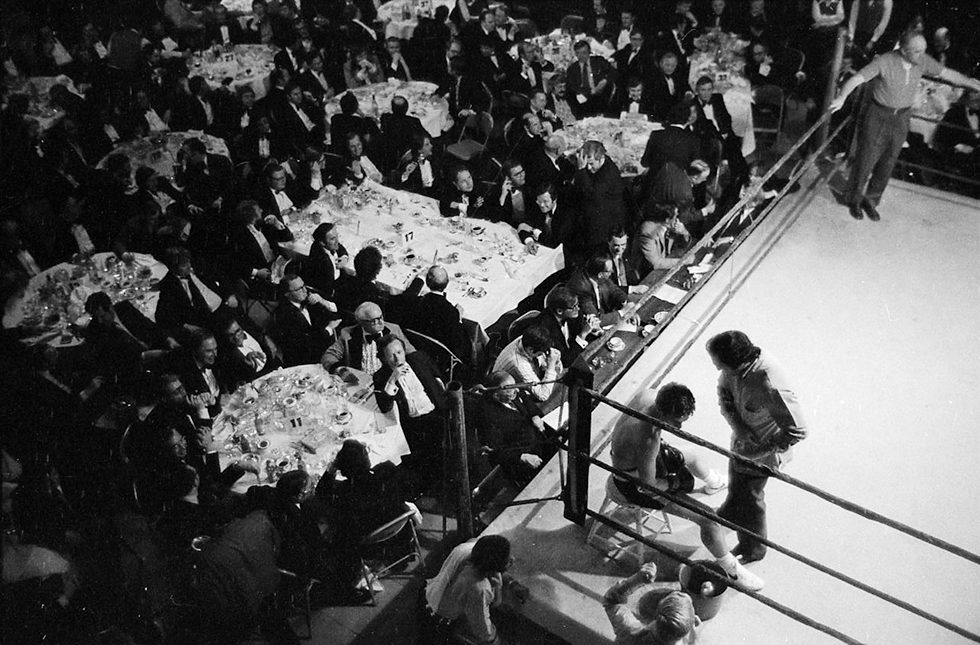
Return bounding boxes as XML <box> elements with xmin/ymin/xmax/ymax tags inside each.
<box><xmin>507</xmin><ymin>309</ymin><xmax>541</xmax><ymax>342</ymax></box>
<box><xmin>754</xmin><ymin>84</ymin><xmax>784</xmax><ymax>110</ymax></box>
<box><xmin>361</xmin><ymin>509</ymin><xmax>417</xmax><ymax>546</ymax></box>
<box><xmin>513</xmin><ymin>18</ymin><xmax>538</xmax><ymax>40</ymax></box>
<box><xmin>404</xmin><ymin>328</ymin><xmax>462</xmax><ymax>381</ymax></box>
<box><xmin>476</xmin><ymin>111</ymin><xmax>494</xmax><ymax>142</ymax></box>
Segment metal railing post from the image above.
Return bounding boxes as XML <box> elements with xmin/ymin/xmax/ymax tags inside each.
<box><xmin>563</xmin><ymin>364</ymin><xmax>594</xmax><ymax>526</ymax></box>
<box><xmin>447</xmin><ymin>381</ymin><xmax>474</xmax><ymax>541</ymax></box>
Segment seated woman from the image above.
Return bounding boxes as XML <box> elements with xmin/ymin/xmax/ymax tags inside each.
<box><xmin>342</xmin><ymin>132</ymin><xmax>383</xmax><ymax>185</ymax></box>
<box><xmin>321</xmin><ymin>440</ymin><xmax>415</xmax><ymax>603</ymax></box>
<box><xmin>332</xmin><ymin>245</ymin><xmax>411</xmax><ymax>313</ymax></box>
<box><xmin>395</xmin><ymin>133</ymin><xmax>441</xmax><ymax>197</ymax></box>
<box><xmin>343</xmin><ymin>47</ymin><xmax>384</xmax><ymax>89</ymax></box>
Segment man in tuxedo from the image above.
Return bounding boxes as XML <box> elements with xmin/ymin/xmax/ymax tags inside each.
<box><xmin>692</xmin><ymin>76</ymin><xmax>749</xmax><ymax>185</ymax></box>
<box><xmin>205</xmin><ymin>4</ymin><xmax>244</xmax><ymax>46</ymax></box>
<box><xmin>320</xmin><ymin>301</ymin><xmax>416</xmax><ymax>374</ymax></box>
<box><xmin>329</xmin><ymin>91</ymin><xmax>379</xmax><ymax>156</ymax></box>
<box><xmin>614</xmin><ymin>8</ymin><xmax>638</xmax><ymax>51</ymax></box>
<box><xmin>510</xmin><ymin>42</ymin><xmax>547</xmax><ymax>95</ymax></box>
<box><xmin>631</xmin><ymin>202</ymin><xmax>690</xmax><ymax>279</ymax></box>
<box><xmin>214</xmin><ymin>311</ymin><xmax>281</xmax><ymax>389</ymax></box>
<box><xmin>228</xmin><ymin>199</ymin><xmax>294</xmax><ymax>296</ymax></box>
<box><xmin>373</xmin><ymin>335</ymin><xmax>447</xmax><ymax>492</ymax></box>
<box><xmin>529</xmin><ymin>285</ymin><xmax>599</xmax><ymax>365</ymax></box>
<box><xmin>614</xmin><ymin>77</ymin><xmax>655</xmax><ymax>118</ymax></box>
<box><xmin>655</xmin><ymin>12</ymin><xmax>692</xmax><ymax>78</ymax></box>
<box><xmin>474</xmin><ymin>39</ymin><xmax>516</xmax><ymax>96</ymax></box>
<box><xmin>169</xmin><ymin>328</ymin><xmax>227</xmax><ymax>420</ymax></box>
<box><xmin>296</xmin><ymin>52</ymin><xmax>336</xmax><ymax>108</ymax></box>
<box><xmin>439</xmin><ymin>166</ymin><xmax>485</xmax><ymax>218</ymax></box>
<box><xmin>401</xmin><ymin>266</ymin><xmax>470</xmax><ymax>363</ymax></box>
<box><xmin>526</xmin><ymin>134</ymin><xmax>575</xmax><ymax>192</ymax></box>
<box><xmin>648</xmin><ymin>159</ymin><xmax>713</xmax><ymax>240</ymax></box>
<box><xmin>275</xmin><ymin>82</ymin><xmax>323</xmax><ymax>156</ymax></box>
<box><xmin>380</xmin><ymin>95</ymin><xmax>426</xmax><ymax>175</ymax></box>
<box><xmin>648</xmin><ymin>51</ymin><xmax>692</xmax><ymax>122</ymax></box>
<box><xmin>527</xmin><ymin>90</ymin><xmax>563</xmax><ymax>135</ymax></box>
<box><xmin>526</xmin><ymin>182</ymin><xmax>580</xmax><ymax>265</ymax></box>
<box><xmin>442</xmin><ymin>58</ymin><xmax>494</xmax><ymax>132</ymax></box>
<box><xmin>302</xmin><ymin>221</ymin><xmax>350</xmax><ymax>298</ymax></box>
<box><xmin>380</xmin><ymin>37</ymin><xmax>413</xmax><ymax>81</ymax></box>
<box><xmin>565</xmin><ymin>40</ymin><xmax>617</xmax><ymax>118</ymax></box>
<box><xmin>641</xmin><ymin>101</ymin><xmax>700</xmax><ymax>177</ymax></box>
<box><xmin>155</xmin><ymin>246</ymin><xmax>231</xmax><ymax>341</ymax></box>
<box><xmin>254</xmin><ymin>163</ymin><xmax>300</xmax><ymax>223</ymax></box>
<box><xmin>565</xmin><ymin>253</ymin><xmax>629</xmax><ymax>326</ymax></box>
<box><xmin>509</xmin><ymin>112</ymin><xmax>546</xmax><ymax>166</ymax></box>
<box><xmin>186</xmin><ymin>76</ymin><xmax>217</xmax><ymax>133</ymax></box>
<box><xmin>489</xmin><ymin>159</ymin><xmax>533</xmax><ymax>230</ymax></box>
<box><xmin>268</xmin><ymin>273</ymin><xmax>340</xmax><ymax>366</ymax></box>
<box><xmin>613</xmin><ymin>30</ymin><xmax>653</xmax><ymax>99</ymax></box>
<box><xmin>273</xmin><ymin>40</ymin><xmax>302</xmax><ymax>76</ymax></box>
<box><xmin>703</xmin><ymin>0</ymin><xmax>740</xmax><ymax>34</ymax></box>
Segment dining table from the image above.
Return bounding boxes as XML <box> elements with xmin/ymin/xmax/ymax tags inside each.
<box><xmin>97</xmin><ymin>131</ymin><xmax>230</xmax><ymax>181</ymax></box>
<box><xmin>2</xmin><ymin>252</ymin><xmax>168</xmax><ymax>348</ymax></box>
<box><xmin>189</xmin><ymin>44</ymin><xmax>277</xmax><ymax>99</ymax></box>
<box><xmin>280</xmin><ymin>180</ymin><xmax>565</xmax><ymax>329</ymax></box>
<box><xmin>212</xmin><ymin>364</ymin><xmax>409</xmax><ymax>494</ymax></box>
<box><xmin>7</xmin><ymin>75</ymin><xmax>82</xmax><ymax>132</ymax></box>
<box><xmin>531</xmin><ymin>30</ymin><xmax>614</xmax><ymax>72</ymax></box>
<box><xmin>687</xmin><ymin>29</ymin><xmax>756</xmax><ymax>157</ymax></box>
<box><xmin>376</xmin><ymin>0</ymin><xmax>455</xmax><ymax>39</ymax></box>
<box><xmin>325</xmin><ymin>80</ymin><xmax>452</xmax><ymax>140</ymax></box>
<box><xmin>558</xmin><ymin>116</ymin><xmax>664</xmax><ymax>176</ymax></box>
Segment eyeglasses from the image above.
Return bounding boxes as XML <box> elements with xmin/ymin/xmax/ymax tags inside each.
<box><xmin>286</xmin><ymin>283</ymin><xmax>306</xmax><ymax>293</ymax></box>
<box><xmin>358</xmin><ymin>316</ymin><xmax>384</xmax><ymax>325</ymax></box>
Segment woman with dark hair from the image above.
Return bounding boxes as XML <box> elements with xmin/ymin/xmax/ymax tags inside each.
<box><xmin>302</xmin><ymin>221</ymin><xmax>350</xmax><ymax>297</ymax></box>
<box><xmin>332</xmin><ymin>245</ymin><xmax>398</xmax><ymax>312</ymax></box>
<box><xmin>322</xmin><ymin>439</ymin><xmax>412</xmax><ymax>603</ymax></box>
<box><xmin>342</xmin><ymin>132</ymin><xmax>383</xmax><ymax>185</ymax></box>
<box><xmin>395</xmin><ymin>133</ymin><xmax>440</xmax><ymax>197</ymax></box>
<box><xmin>423</xmin><ymin>534</ymin><xmax>516</xmax><ymax>644</ymax></box>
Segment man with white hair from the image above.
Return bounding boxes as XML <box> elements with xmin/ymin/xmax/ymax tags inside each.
<box><xmin>526</xmin><ymin>133</ymin><xmax>574</xmax><ymax>191</ymax></box>
<box><xmin>320</xmin><ymin>301</ymin><xmax>415</xmax><ymax>374</ymax></box>
<box><xmin>830</xmin><ymin>30</ymin><xmax>980</xmax><ymax>221</ymax></box>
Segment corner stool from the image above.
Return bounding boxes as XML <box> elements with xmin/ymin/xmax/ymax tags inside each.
<box><xmin>587</xmin><ymin>475</ymin><xmax>673</xmax><ymax>566</ymax></box>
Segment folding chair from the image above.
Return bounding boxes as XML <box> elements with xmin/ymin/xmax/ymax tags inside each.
<box><xmin>751</xmin><ymin>84</ymin><xmax>785</xmax><ymax>149</ymax></box>
<box><xmin>445</xmin><ymin>111</ymin><xmax>494</xmax><ymax>164</ymax></box>
<box><xmin>404</xmin><ymin>328</ymin><xmax>463</xmax><ymax>382</ymax></box>
<box><xmin>507</xmin><ymin>309</ymin><xmax>541</xmax><ymax>342</ymax></box>
<box><xmin>359</xmin><ymin>510</ymin><xmax>425</xmax><ymax>605</ymax></box>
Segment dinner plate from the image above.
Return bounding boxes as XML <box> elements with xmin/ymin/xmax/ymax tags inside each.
<box><xmin>606</xmin><ymin>337</ymin><xmax>626</xmax><ymax>352</ymax></box>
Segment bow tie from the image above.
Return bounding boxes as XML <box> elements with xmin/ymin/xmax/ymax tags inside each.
<box><xmin>365</xmin><ymin>333</ymin><xmax>382</xmax><ymax>343</ymax></box>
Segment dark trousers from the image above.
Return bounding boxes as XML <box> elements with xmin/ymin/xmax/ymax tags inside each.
<box><xmin>717</xmin><ymin>464</ymin><xmax>769</xmax><ymax>559</ymax></box>
<box><xmin>847</xmin><ymin>101</ymin><xmax>911</xmax><ymax>206</ymax></box>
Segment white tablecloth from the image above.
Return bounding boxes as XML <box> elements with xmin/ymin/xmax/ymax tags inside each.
<box><xmin>98</xmin><ymin>131</ymin><xmax>230</xmax><ymax>180</ymax></box>
<box><xmin>189</xmin><ymin>44</ymin><xmax>276</xmax><ymax>99</ymax></box>
<box><xmin>558</xmin><ymin>116</ymin><xmax>664</xmax><ymax>176</ymax></box>
<box><xmin>3</xmin><ymin>252</ymin><xmax>167</xmax><ymax>347</ymax></box>
<box><xmin>325</xmin><ymin>81</ymin><xmax>451</xmax><ymax>140</ymax></box>
<box><xmin>377</xmin><ymin>0</ymin><xmax>455</xmax><ymax>39</ymax></box>
<box><xmin>213</xmin><ymin>364</ymin><xmax>408</xmax><ymax>493</ymax></box>
<box><xmin>9</xmin><ymin>75</ymin><xmax>80</xmax><ymax>132</ymax></box>
<box><xmin>909</xmin><ymin>78</ymin><xmax>964</xmax><ymax>148</ymax></box>
<box><xmin>221</xmin><ymin>0</ymin><xmax>253</xmax><ymax>13</ymax></box>
<box><xmin>281</xmin><ymin>181</ymin><xmax>565</xmax><ymax>328</ymax></box>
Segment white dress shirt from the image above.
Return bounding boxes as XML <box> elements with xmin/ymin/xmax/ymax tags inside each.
<box><xmin>393</xmin><ymin>366</ymin><xmax>436</xmax><ymax>417</ymax></box>
<box><xmin>272</xmin><ymin>189</ymin><xmax>294</xmax><ymax>214</ymax></box>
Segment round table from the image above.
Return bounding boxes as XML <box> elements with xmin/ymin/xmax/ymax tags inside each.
<box><xmin>325</xmin><ymin>81</ymin><xmax>452</xmax><ymax>140</ymax></box>
<box><xmin>558</xmin><ymin>116</ymin><xmax>664</xmax><ymax>176</ymax></box>
<box><xmin>189</xmin><ymin>44</ymin><xmax>276</xmax><ymax>99</ymax></box>
<box><xmin>2</xmin><ymin>252</ymin><xmax>167</xmax><ymax>348</ymax></box>
<box><xmin>377</xmin><ymin>0</ymin><xmax>455</xmax><ymax>39</ymax></box>
<box><xmin>212</xmin><ymin>365</ymin><xmax>410</xmax><ymax>494</ymax></box>
<box><xmin>7</xmin><ymin>75</ymin><xmax>81</xmax><ymax>132</ymax></box>
<box><xmin>531</xmin><ymin>30</ymin><xmax>614</xmax><ymax>72</ymax></box>
<box><xmin>98</xmin><ymin>131</ymin><xmax>230</xmax><ymax>181</ymax></box>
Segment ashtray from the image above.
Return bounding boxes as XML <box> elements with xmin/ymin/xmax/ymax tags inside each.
<box><xmin>334</xmin><ymin>411</ymin><xmax>352</xmax><ymax>425</ymax></box>
<box><xmin>467</xmin><ymin>287</ymin><xmax>487</xmax><ymax>298</ymax></box>
<box><xmin>282</xmin><ymin>396</ymin><xmax>297</xmax><ymax>407</ymax></box>
<box><xmin>242</xmin><ymin>396</ymin><xmax>257</xmax><ymax>407</ymax></box>
<box><xmin>606</xmin><ymin>337</ymin><xmax>626</xmax><ymax>352</ymax></box>
<box><xmin>471</xmin><ymin>226</ymin><xmax>485</xmax><ymax>235</ymax></box>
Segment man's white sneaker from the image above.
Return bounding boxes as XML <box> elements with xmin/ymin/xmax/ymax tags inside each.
<box><xmin>730</xmin><ymin>562</ymin><xmax>765</xmax><ymax>592</ymax></box>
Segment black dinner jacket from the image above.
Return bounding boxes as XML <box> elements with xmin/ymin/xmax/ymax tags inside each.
<box><xmin>565</xmin><ymin>55</ymin><xmax>617</xmax><ymax>118</ymax></box>
<box><xmin>302</xmin><ymin>241</ymin><xmax>349</xmax><ymax>298</ymax></box>
<box><xmin>273</xmin><ymin>48</ymin><xmax>301</xmax><ymax>75</ymax></box>
<box><xmin>229</xmin><ymin>223</ymin><xmax>294</xmax><ymax>279</ymax></box>
<box><xmin>565</xmin><ymin>267</ymin><xmax>628</xmax><ymax>325</ymax></box>
<box><xmin>525</xmin><ymin>147</ymin><xmax>575</xmax><ymax>191</ymax></box>
<box><xmin>487</xmin><ymin>182</ymin><xmax>533</xmax><ymax>229</ymax></box>
<box><xmin>613</xmin><ymin>45</ymin><xmax>654</xmax><ymax>89</ymax></box>
<box><xmin>268</xmin><ymin>299</ymin><xmax>336</xmax><ymax>367</ymax></box>
<box><xmin>647</xmin><ymin>68</ymin><xmax>691</xmax><ymax>122</ymax></box>
<box><xmin>373</xmin><ymin>350</ymin><xmax>448</xmax><ymax>416</ymax></box>
<box><xmin>155</xmin><ymin>271</ymin><xmax>221</xmax><ymax>334</ymax></box>
<box><xmin>395</xmin><ymin>150</ymin><xmax>441</xmax><ymax>197</ymax></box>
<box><xmin>167</xmin><ymin>349</ymin><xmax>228</xmax><ymax>401</ymax></box>
<box><xmin>402</xmin><ymin>291</ymin><xmax>469</xmax><ymax>361</ymax></box>
<box><xmin>329</xmin><ymin>113</ymin><xmax>379</xmax><ymax>155</ymax></box>
<box><xmin>530</xmin><ymin>310</ymin><xmax>587</xmax><ymax>365</ymax></box>
<box><xmin>641</xmin><ymin>125</ymin><xmax>701</xmax><ymax>175</ymax></box>
<box><xmin>693</xmin><ymin>93</ymin><xmax>735</xmax><ymax>140</ymax></box>
<box><xmin>380</xmin><ymin>112</ymin><xmax>427</xmax><ymax>173</ymax></box>
<box><xmin>508</xmin><ymin>60</ymin><xmax>546</xmax><ymax>95</ymax></box>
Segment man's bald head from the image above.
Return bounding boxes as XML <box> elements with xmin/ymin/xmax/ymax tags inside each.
<box><xmin>545</xmin><ymin>134</ymin><xmax>564</xmax><ymax>155</ymax></box>
<box><xmin>426</xmin><ymin>266</ymin><xmax>449</xmax><ymax>292</ymax></box>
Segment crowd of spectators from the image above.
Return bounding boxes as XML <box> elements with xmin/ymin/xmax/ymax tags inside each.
<box><xmin>1</xmin><ymin>0</ymin><xmax>978</xmax><ymax>642</ymax></box>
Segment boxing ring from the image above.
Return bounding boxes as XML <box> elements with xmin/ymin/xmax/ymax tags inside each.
<box><xmin>473</xmin><ymin>111</ymin><xmax>980</xmax><ymax>644</ymax></box>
